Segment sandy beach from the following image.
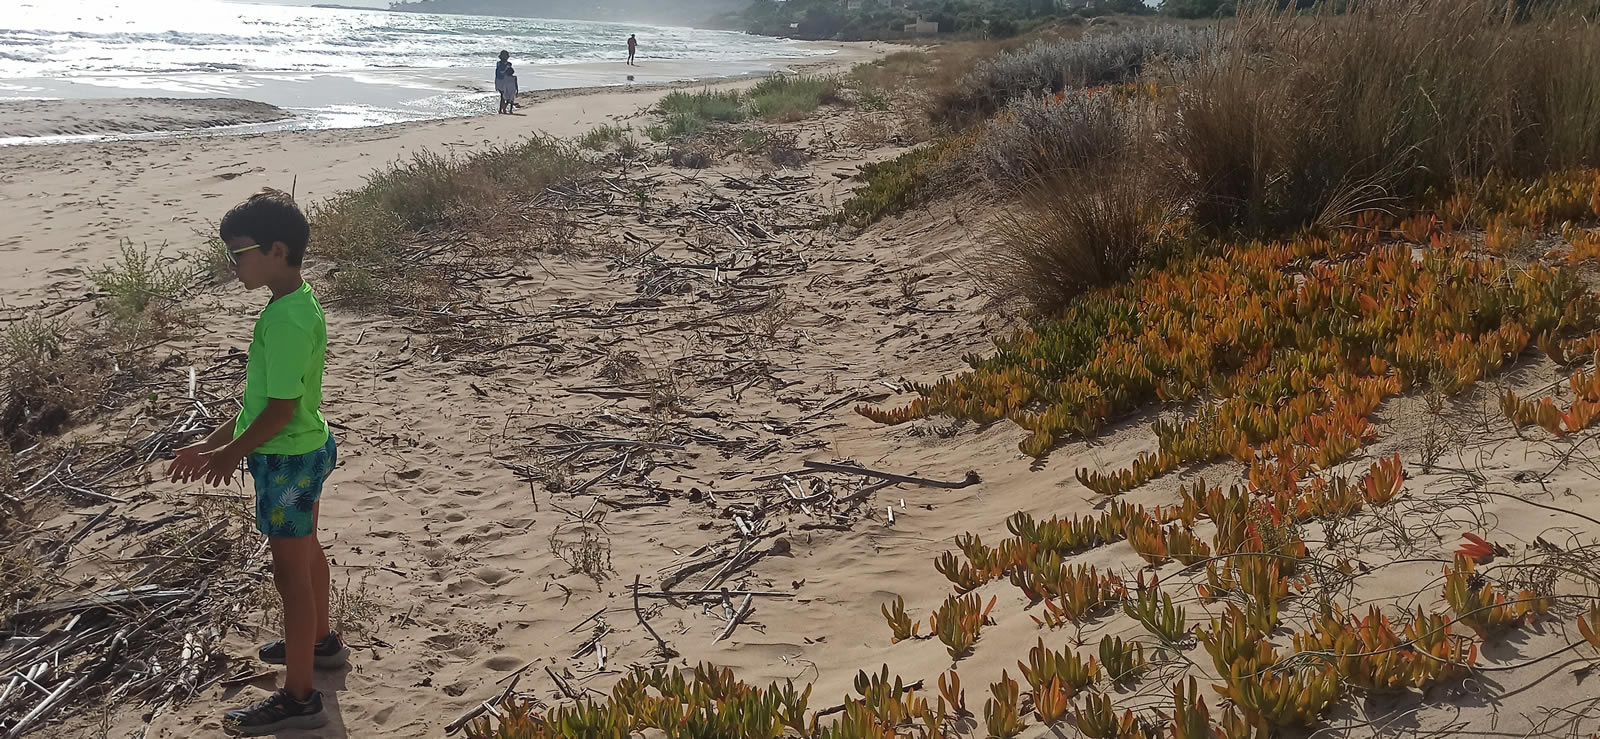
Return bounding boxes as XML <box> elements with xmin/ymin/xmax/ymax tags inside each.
<box><xmin>0</xmin><ymin>41</ymin><xmax>883</xmax><ymax>314</ymax></box>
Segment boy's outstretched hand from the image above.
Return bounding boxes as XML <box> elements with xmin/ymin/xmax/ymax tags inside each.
<box><xmin>167</xmin><ymin>443</ymin><xmax>208</xmax><ymax>483</ymax></box>
<box><xmin>168</xmin><ymin>443</ymin><xmax>242</xmax><ymax>487</ymax></box>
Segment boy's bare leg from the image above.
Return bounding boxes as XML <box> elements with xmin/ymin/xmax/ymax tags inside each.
<box><xmin>311</xmin><ymin>503</ymin><xmax>331</xmax><ymax>639</ymax></box>
<box><xmin>269</xmin><ymin>535</ymin><xmax>321</xmax><ymax>700</ymax></box>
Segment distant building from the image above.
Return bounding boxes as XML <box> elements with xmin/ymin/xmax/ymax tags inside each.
<box><xmin>904</xmin><ymin>18</ymin><xmax>938</xmax><ymax>34</ymax></box>
<box><xmin>846</xmin><ymin>0</ymin><xmax>863</xmax><ymax>9</ymax></box>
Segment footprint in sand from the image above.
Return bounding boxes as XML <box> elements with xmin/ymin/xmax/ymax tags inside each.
<box><xmin>483</xmin><ymin>655</ymin><xmax>522</xmax><ymax>671</ymax></box>
<box><xmin>473</xmin><ymin>567</ymin><xmax>513</xmax><ymax>585</ymax></box>
<box><xmin>424</xmin><ymin>633</ymin><xmax>461</xmax><ymax>650</ymax></box>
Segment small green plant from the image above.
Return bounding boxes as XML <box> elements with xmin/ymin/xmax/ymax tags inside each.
<box><xmin>1126</xmin><ymin>586</ymin><xmax>1190</xmax><ymax>645</ymax></box>
<box><xmin>579</xmin><ymin>123</ymin><xmax>632</xmax><ymax>151</ymax></box>
<box><xmin>330</xmin><ymin>572</ymin><xmax>382</xmax><ymax>637</ymax></box>
<box><xmin>930</xmin><ymin>592</ymin><xmax>996</xmax><ymax>660</ymax></box>
<box><xmin>1017</xmin><ymin>638</ymin><xmax>1096</xmax><ymax>696</ymax></box>
<box><xmin>983</xmin><ymin>671</ymin><xmax>1025</xmax><ymax>738</ymax></box>
<box><xmin>91</xmin><ymin>241</ymin><xmax>194</xmax><ymax>341</ymax></box>
<box><xmin>0</xmin><ymin>316</ymin><xmax>99</xmax><ymax>448</ymax></box>
<box><xmin>658</xmin><ymin>88</ymin><xmax>745</xmax><ymax>122</ymax></box>
<box><xmin>934</xmin><ymin>548</ymin><xmax>992</xmax><ymax>593</ymax></box>
<box><xmin>1097</xmin><ymin>635</ymin><xmax>1146</xmax><ymax>686</ymax></box>
<box><xmin>548</xmin><ymin>521</ymin><xmax>614</xmax><ymax>582</ymax></box>
<box><xmin>653</xmin><ymin>112</ymin><xmax>705</xmax><ymax>140</ymax></box>
<box><xmin>747</xmin><ymin>73</ymin><xmax>842</xmax><ymax>121</ymax></box>
<box><xmin>740</xmin><ymin>129</ymin><xmax>768</xmax><ymax>151</ymax></box>
<box><xmin>1072</xmin><ymin>691</ymin><xmax>1139</xmax><ymax>739</ymax></box>
<box><xmin>939</xmin><ymin>670</ymin><xmax>967</xmax><ymax>716</ymax></box>
<box><xmin>882</xmin><ymin>595</ymin><xmax>921</xmax><ymax>642</ymax></box>
<box><xmin>838</xmin><ymin>137</ymin><xmax>966</xmax><ymax>226</ymax></box>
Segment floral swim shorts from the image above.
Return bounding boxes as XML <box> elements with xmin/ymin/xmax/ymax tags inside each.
<box><xmin>248</xmin><ymin>434</ymin><xmax>337</xmax><ymax>538</ymax></box>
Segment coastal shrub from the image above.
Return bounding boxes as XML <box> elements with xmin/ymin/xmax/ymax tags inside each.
<box><xmin>308</xmin><ymin>136</ymin><xmax>587</xmax><ymax>305</ymax></box>
<box><xmin>579</xmin><ymin>124</ymin><xmax>632</xmax><ymax>151</ymax></box>
<box><xmin>847</xmin><ymin>51</ymin><xmax>929</xmax><ymax>110</ymax></box>
<box><xmin>765</xmin><ymin>131</ymin><xmax>809</xmax><ymax>168</ymax></box>
<box><xmin>1172</xmin><ymin>0</ymin><xmax>1600</xmax><ymax>232</ymax></box>
<box><xmin>985</xmin><ymin>163</ymin><xmax>1172</xmax><ymax>313</ymax></box>
<box><xmin>351</xmin><ymin>136</ymin><xmax>584</xmax><ymax>231</ymax></box>
<box><xmin>747</xmin><ymin>73</ymin><xmax>842</xmax><ymax>121</ymax></box>
<box><xmin>933</xmin><ymin>25</ymin><xmax>1211</xmax><ymax>126</ymax></box>
<box><xmin>668</xmin><ymin>147</ymin><xmax>714</xmax><ymax>169</ymax></box>
<box><xmin>90</xmin><ymin>242</ymin><xmax>194</xmax><ymax>343</ymax></box>
<box><xmin>657</xmin><ymin>88</ymin><xmax>745</xmax><ymax>123</ymax></box>
<box><xmin>648</xmin><ymin>113</ymin><xmax>705</xmax><ymax>142</ymax></box>
<box><xmin>0</xmin><ymin>316</ymin><xmax>112</xmax><ymax>449</ymax></box>
<box><xmin>971</xmin><ymin>88</ymin><xmax>1146</xmax><ymax>187</ymax></box>
<box><xmin>837</xmin><ymin>136</ymin><xmax>970</xmax><ymax>226</ymax></box>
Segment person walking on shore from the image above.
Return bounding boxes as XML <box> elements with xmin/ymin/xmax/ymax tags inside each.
<box><xmin>495</xmin><ymin>50</ymin><xmax>518</xmax><ymax>114</ymax></box>
<box><xmin>627</xmin><ymin>34</ymin><xmax>637</xmax><ymax>66</ymax></box>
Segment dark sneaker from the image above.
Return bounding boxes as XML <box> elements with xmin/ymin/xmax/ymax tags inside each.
<box><xmin>258</xmin><ymin>631</ymin><xmax>350</xmax><ymax>669</ymax></box>
<box><xmin>224</xmin><ymin>689</ymin><xmax>326</xmax><ymax>736</ymax></box>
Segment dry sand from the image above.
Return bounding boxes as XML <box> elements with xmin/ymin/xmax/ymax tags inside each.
<box><xmin>8</xmin><ymin>37</ymin><xmax>1600</xmax><ymax>739</ymax></box>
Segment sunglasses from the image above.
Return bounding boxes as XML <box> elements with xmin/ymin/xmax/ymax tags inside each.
<box><xmin>225</xmin><ymin>242</ymin><xmax>261</xmax><ymax>267</ymax></box>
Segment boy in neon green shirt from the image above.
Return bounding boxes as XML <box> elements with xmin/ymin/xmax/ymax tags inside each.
<box><xmin>168</xmin><ymin>189</ymin><xmax>344</xmax><ymax>735</ymax></box>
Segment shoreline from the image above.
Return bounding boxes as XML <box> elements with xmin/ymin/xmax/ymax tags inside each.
<box><xmin>0</xmin><ymin>41</ymin><xmax>878</xmax><ymax>148</ymax></box>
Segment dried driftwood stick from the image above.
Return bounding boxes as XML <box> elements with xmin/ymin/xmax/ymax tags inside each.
<box><xmin>635</xmin><ymin>589</ymin><xmax>794</xmax><ymax>599</ymax></box>
<box><xmin>834</xmin><ymin>479</ymin><xmax>896</xmax><ymax>507</ymax></box>
<box><xmin>445</xmin><ymin>664</ymin><xmax>529</xmax><ymax>734</ymax></box>
<box><xmin>713</xmin><ymin>594</ymin><xmax>754</xmax><ymax>643</ymax></box>
<box><xmin>544</xmin><ymin>666</ymin><xmax>583</xmax><ymax>701</ymax></box>
<box><xmin>632</xmin><ymin>576</ymin><xmax>677</xmax><ymax>658</ymax></box>
<box><xmin>801</xmin><ymin>461</ymin><xmax>980</xmax><ymax>490</ymax></box>
<box><xmin>571</xmin><ymin>627</ymin><xmax>611</xmax><ymax>659</ymax></box>
<box><xmin>11</xmin><ymin>586</ymin><xmax>192</xmax><ymax>623</ymax></box>
<box><xmin>4</xmin><ymin>674</ymin><xmax>84</xmax><ymax>739</ymax></box>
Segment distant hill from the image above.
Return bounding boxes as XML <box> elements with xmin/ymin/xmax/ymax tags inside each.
<box><xmin>388</xmin><ymin>0</ymin><xmax>747</xmax><ymax>27</ymax></box>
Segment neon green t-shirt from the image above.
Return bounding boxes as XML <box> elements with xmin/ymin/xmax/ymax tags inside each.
<box><xmin>235</xmin><ymin>281</ymin><xmax>330</xmax><ymax>456</ymax></box>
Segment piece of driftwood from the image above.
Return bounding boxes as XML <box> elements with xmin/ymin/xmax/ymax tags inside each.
<box><xmin>571</xmin><ymin>627</ymin><xmax>611</xmax><ymax>659</ymax></box>
<box><xmin>801</xmin><ymin>461</ymin><xmax>980</xmax><ymax>490</ymax></box>
<box><xmin>10</xmin><ymin>586</ymin><xmax>192</xmax><ymax>623</ymax></box>
<box><xmin>713</xmin><ymin>594</ymin><xmax>754</xmax><ymax>643</ymax></box>
<box><xmin>544</xmin><ymin>666</ymin><xmax>583</xmax><ymax>701</ymax></box>
<box><xmin>634</xmin><ymin>589</ymin><xmax>795</xmax><ymax>599</ymax></box>
<box><xmin>445</xmin><ymin>664</ymin><xmax>529</xmax><ymax>734</ymax></box>
<box><xmin>632</xmin><ymin>576</ymin><xmax>677</xmax><ymax>658</ymax></box>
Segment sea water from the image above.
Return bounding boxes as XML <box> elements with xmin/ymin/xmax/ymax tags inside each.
<box><xmin>0</xmin><ymin>0</ymin><xmax>830</xmax><ymax>133</ymax></box>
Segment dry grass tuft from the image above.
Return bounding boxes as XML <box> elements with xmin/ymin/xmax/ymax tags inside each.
<box><xmin>549</xmin><ymin>521</ymin><xmax>614</xmax><ymax>583</ymax></box>
<box><xmin>986</xmin><ymin>163</ymin><xmax>1173</xmax><ymax>314</ymax></box>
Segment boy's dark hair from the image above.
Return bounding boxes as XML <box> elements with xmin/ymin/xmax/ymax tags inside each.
<box><xmin>220</xmin><ymin>188</ymin><xmax>310</xmax><ymax>266</ymax></box>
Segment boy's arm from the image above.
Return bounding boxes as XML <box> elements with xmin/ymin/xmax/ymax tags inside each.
<box><xmin>196</xmin><ymin>419</ymin><xmax>237</xmax><ymax>451</ymax></box>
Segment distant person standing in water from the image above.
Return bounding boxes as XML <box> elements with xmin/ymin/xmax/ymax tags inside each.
<box><xmin>495</xmin><ymin>50</ymin><xmax>518</xmax><ymax>114</ymax></box>
<box><xmin>627</xmin><ymin>34</ymin><xmax>637</xmax><ymax>66</ymax></box>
